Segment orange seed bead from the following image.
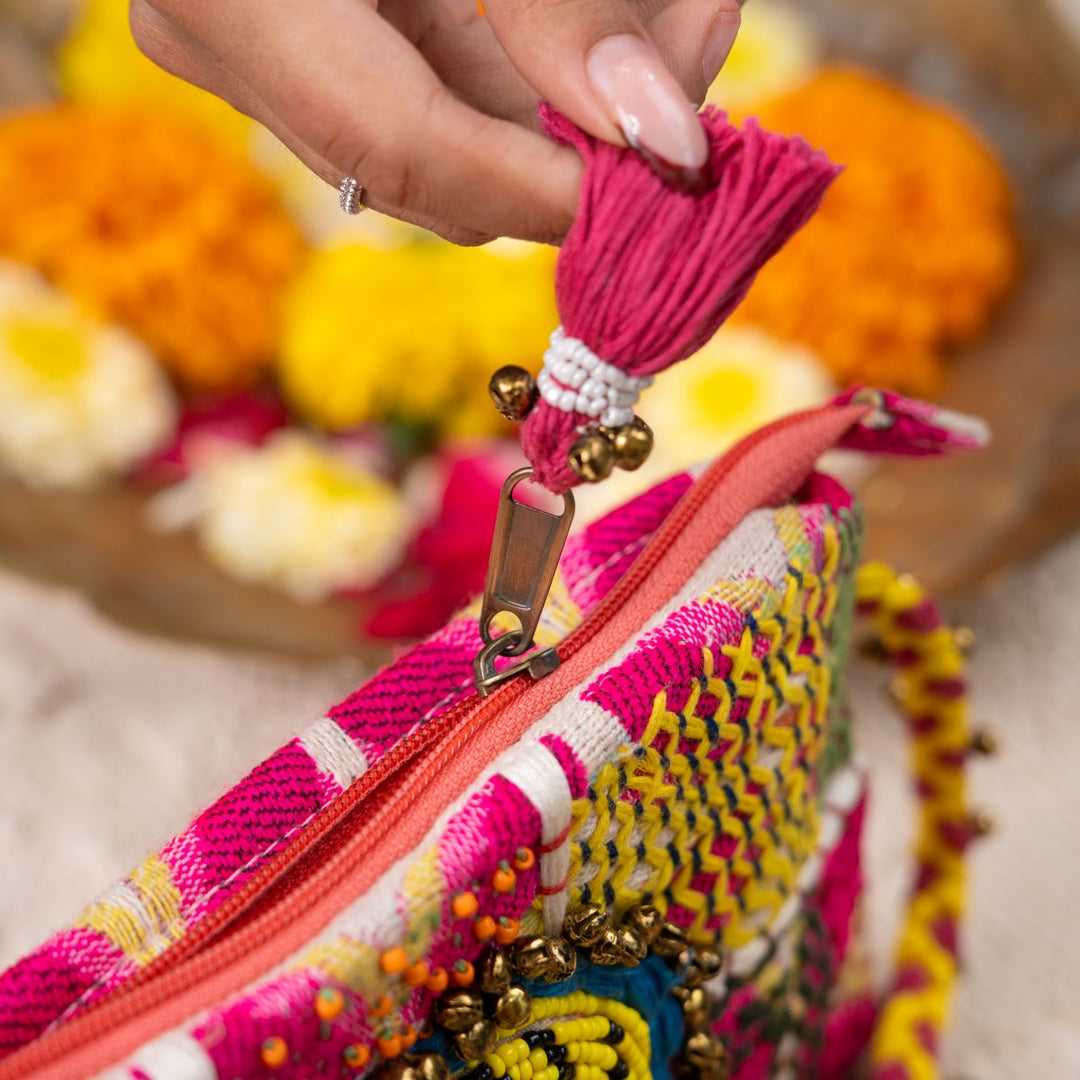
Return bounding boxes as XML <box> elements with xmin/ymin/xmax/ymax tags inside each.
<box><xmin>425</xmin><ymin>966</ymin><xmax>449</xmax><ymax>994</ymax></box>
<box><xmin>495</xmin><ymin>916</ymin><xmax>521</xmax><ymax>946</ymax></box>
<box><xmin>401</xmin><ymin>1024</ymin><xmax>418</xmax><ymax>1049</ymax></box>
<box><xmin>492</xmin><ymin>862</ymin><xmax>516</xmax><ymax>893</ymax></box>
<box><xmin>452</xmin><ymin>892</ymin><xmax>479</xmax><ymax>919</ymax></box>
<box><xmin>404</xmin><ymin>960</ymin><xmax>430</xmax><ymax>987</ymax></box>
<box><xmin>377</xmin><ymin>1033</ymin><xmax>404</xmax><ymax>1058</ymax></box>
<box><xmin>315</xmin><ymin>986</ymin><xmax>346</xmax><ymax>1020</ymax></box>
<box><xmin>343</xmin><ymin>1043</ymin><xmax>371</xmax><ymax>1070</ymax></box>
<box><xmin>473</xmin><ymin>915</ymin><xmax>497</xmax><ymax>940</ymax></box>
<box><xmin>512</xmin><ymin>847</ymin><xmax>536</xmax><ymax>871</ymax></box>
<box><xmin>370</xmin><ymin>993</ymin><xmax>394</xmax><ymax>1018</ymax></box>
<box><xmin>260</xmin><ymin>1036</ymin><xmax>289</xmax><ymax>1069</ymax></box>
<box><xmin>452</xmin><ymin>959</ymin><xmax>475</xmax><ymax>986</ymax></box>
<box><xmin>379</xmin><ymin>947</ymin><xmax>409</xmax><ymax>975</ymax></box>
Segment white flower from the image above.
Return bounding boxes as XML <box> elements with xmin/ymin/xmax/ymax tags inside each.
<box><xmin>0</xmin><ymin>262</ymin><xmax>175</xmax><ymax>490</ymax></box>
<box><xmin>158</xmin><ymin>432</ymin><xmax>410</xmax><ymax>602</ymax></box>
<box><xmin>573</xmin><ymin>326</ymin><xmax>836</xmax><ymax>524</ymax></box>
<box><xmin>706</xmin><ymin>0</ymin><xmax>821</xmax><ymax>111</ymax></box>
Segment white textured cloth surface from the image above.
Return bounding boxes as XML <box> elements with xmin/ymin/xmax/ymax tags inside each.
<box><xmin>0</xmin><ymin>531</ymin><xmax>1078</xmax><ymax>1075</ymax></box>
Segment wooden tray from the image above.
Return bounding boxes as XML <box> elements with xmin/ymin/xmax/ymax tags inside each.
<box><xmin>805</xmin><ymin>0</ymin><xmax>1080</xmax><ymax>592</ymax></box>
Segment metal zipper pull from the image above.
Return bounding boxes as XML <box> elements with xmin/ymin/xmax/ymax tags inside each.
<box><xmin>473</xmin><ymin>467</ymin><xmax>575</xmax><ymax>695</ymax></box>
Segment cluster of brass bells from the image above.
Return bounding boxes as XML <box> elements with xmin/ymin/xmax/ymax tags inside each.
<box><xmin>567</xmin><ymin>419</ymin><xmax>654</xmax><ymax>483</ymax></box>
<box><xmin>671</xmin><ymin>946</ymin><xmax>729</xmax><ymax>1080</ymax></box>
<box><xmin>432</xmin><ymin>945</ymin><xmax>538</xmax><ymax>1061</ymax></box>
<box><xmin>563</xmin><ymin>901</ymin><xmax>678</xmax><ymax>965</ymax></box>
<box><xmin>486</xmin><ymin>365</ymin><xmax>654</xmax><ymax>484</ymax></box>
<box><xmin>563</xmin><ymin>902</ymin><xmax>729</xmax><ymax>1079</ymax></box>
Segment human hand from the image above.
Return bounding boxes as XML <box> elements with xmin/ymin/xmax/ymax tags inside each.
<box><xmin>130</xmin><ymin>0</ymin><xmax>741</xmax><ymax>245</ymax></box>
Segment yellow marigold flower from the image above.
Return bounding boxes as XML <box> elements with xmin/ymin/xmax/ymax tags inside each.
<box><xmin>278</xmin><ymin>240</ymin><xmax>557</xmax><ymax>437</ymax></box>
<box><xmin>732</xmin><ymin>67</ymin><xmax>1018</xmax><ymax>396</ymax></box>
<box><xmin>573</xmin><ymin>326</ymin><xmax>835</xmax><ymax>523</ymax></box>
<box><xmin>164</xmin><ymin>432</ymin><xmax>409</xmax><ymax>601</ymax></box>
<box><xmin>0</xmin><ymin>261</ymin><xmax>176</xmax><ymax>490</ymax></box>
<box><xmin>0</xmin><ymin>105</ymin><xmax>306</xmax><ymax>390</ymax></box>
<box><xmin>705</xmin><ymin>0</ymin><xmax>821</xmax><ymax>111</ymax></box>
<box><xmin>57</xmin><ymin>0</ymin><xmax>251</xmax><ymax>144</ymax></box>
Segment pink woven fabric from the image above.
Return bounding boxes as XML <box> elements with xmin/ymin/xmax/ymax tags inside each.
<box><xmin>0</xmin><ymin>479</ymin><xmax>685</xmax><ymax>1060</ymax></box>
<box><xmin>521</xmin><ymin>107</ymin><xmax>839</xmax><ymax>492</ymax></box>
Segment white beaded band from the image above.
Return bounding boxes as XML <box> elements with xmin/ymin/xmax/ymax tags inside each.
<box><xmin>536</xmin><ymin>327</ymin><xmax>652</xmax><ymax>429</ymax></box>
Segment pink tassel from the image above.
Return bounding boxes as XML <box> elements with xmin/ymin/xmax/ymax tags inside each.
<box><xmin>520</xmin><ymin>105</ymin><xmax>841</xmax><ymax>493</ymax></box>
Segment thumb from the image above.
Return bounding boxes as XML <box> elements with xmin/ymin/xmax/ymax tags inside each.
<box><xmin>481</xmin><ymin>0</ymin><xmax>709</xmax><ymax>186</ymax></box>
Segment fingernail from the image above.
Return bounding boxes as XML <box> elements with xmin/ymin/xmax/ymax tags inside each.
<box><xmin>586</xmin><ymin>33</ymin><xmax>709</xmax><ymax>176</ymax></box>
<box><xmin>702</xmin><ymin>10</ymin><xmax>741</xmax><ymax>87</ymax></box>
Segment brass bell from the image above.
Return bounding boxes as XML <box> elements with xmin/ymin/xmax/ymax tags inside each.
<box><xmin>591</xmin><ymin>926</ymin><xmax>645</xmax><ymax>967</ymax></box>
<box><xmin>970</xmin><ymin>808</ymin><xmax>995</xmax><ymax>838</ymax></box>
<box><xmin>434</xmin><ymin>989</ymin><xmax>485</xmax><ymax>1032</ymax></box>
<box><xmin>508</xmin><ymin>936</ymin><xmax>551</xmax><ymax>979</ymax></box>
<box><xmin>673</xmin><ymin>985</ymin><xmax>711</xmax><ymax>1028</ymax></box>
<box><xmin>683</xmin><ymin>948</ymin><xmax>724</xmax><ymax>988</ymax></box>
<box><xmin>611</xmin><ymin>418</ymin><xmax>654</xmax><ymax>472</ymax></box>
<box><xmin>953</xmin><ymin>625</ymin><xmax>976</xmax><ymax>655</ymax></box>
<box><xmin>621</xmin><ymin>903</ymin><xmax>663</xmax><ymax>946</ymax></box>
<box><xmin>412</xmin><ymin>1054</ymin><xmax>451</xmax><ymax>1080</ymax></box>
<box><xmin>546</xmin><ymin>937</ymin><xmax>578</xmax><ymax>982</ymax></box>
<box><xmin>970</xmin><ymin>727</ymin><xmax>998</xmax><ymax>756</ymax></box>
<box><xmin>684</xmin><ymin>1032</ymin><xmax>730</xmax><ymax>1078</ymax></box>
<box><xmin>454</xmin><ymin>1019</ymin><xmax>499</xmax><ymax>1061</ymax></box>
<box><xmin>378</xmin><ymin>1060</ymin><xmax>416</xmax><ymax>1080</ymax></box>
<box><xmin>856</xmin><ymin>636</ymin><xmax>890</xmax><ymax>664</ymax></box>
<box><xmin>563</xmin><ymin>904</ymin><xmax>611</xmax><ymax>948</ymax></box>
<box><xmin>568</xmin><ymin>431</ymin><xmax>615</xmax><ymax>483</ymax></box>
<box><xmin>478</xmin><ymin>948</ymin><xmax>512</xmax><ymax>995</ymax></box>
<box><xmin>651</xmin><ymin>921</ymin><xmax>690</xmax><ymax>958</ymax></box>
<box><xmin>494</xmin><ymin>986</ymin><xmax>532</xmax><ymax>1029</ymax></box>
<box><xmin>488</xmin><ymin>365</ymin><xmax>538</xmax><ymax>422</ymax></box>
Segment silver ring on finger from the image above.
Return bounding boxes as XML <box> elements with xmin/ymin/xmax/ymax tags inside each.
<box><xmin>338</xmin><ymin>175</ymin><xmax>365</xmax><ymax>215</ymax></box>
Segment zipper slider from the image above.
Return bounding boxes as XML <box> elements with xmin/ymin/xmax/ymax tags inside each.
<box><xmin>473</xmin><ymin>467</ymin><xmax>575</xmax><ymax>696</ymax></box>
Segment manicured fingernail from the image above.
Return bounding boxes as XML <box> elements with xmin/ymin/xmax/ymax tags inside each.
<box><xmin>586</xmin><ymin>33</ymin><xmax>709</xmax><ymax>175</ymax></box>
<box><xmin>702</xmin><ymin>10</ymin><xmax>741</xmax><ymax>87</ymax></box>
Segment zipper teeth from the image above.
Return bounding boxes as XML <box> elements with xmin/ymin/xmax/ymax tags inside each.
<box><xmin>1</xmin><ymin>408</ymin><xmax>819</xmax><ymax>1079</ymax></box>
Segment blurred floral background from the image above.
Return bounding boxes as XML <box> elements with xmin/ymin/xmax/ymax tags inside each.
<box><xmin>0</xmin><ymin>0</ymin><xmax>1037</xmax><ymax>652</ymax></box>
<box><xmin>2</xmin><ymin>2</ymin><xmax>1080</xmax><ymax>1076</ymax></box>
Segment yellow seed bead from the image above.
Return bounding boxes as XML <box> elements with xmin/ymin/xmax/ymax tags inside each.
<box><xmin>529</xmin><ymin>1049</ymin><xmax>547</xmax><ymax>1071</ymax></box>
<box><xmin>487</xmin><ymin>1056</ymin><xmax>507</xmax><ymax>1079</ymax></box>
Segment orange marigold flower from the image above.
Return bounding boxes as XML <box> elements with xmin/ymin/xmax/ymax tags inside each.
<box><xmin>0</xmin><ymin>105</ymin><xmax>305</xmax><ymax>390</ymax></box>
<box><xmin>733</xmin><ymin>67</ymin><xmax>1018</xmax><ymax>395</ymax></box>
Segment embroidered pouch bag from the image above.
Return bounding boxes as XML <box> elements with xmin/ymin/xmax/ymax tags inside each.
<box><xmin>0</xmin><ymin>389</ymin><xmax>987</xmax><ymax>1080</ymax></box>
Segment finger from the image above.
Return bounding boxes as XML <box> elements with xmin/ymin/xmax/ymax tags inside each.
<box><xmin>151</xmin><ymin>0</ymin><xmax>582</xmax><ymax>243</ymax></box>
<box><xmin>480</xmin><ymin>0</ymin><xmax>709</xmax><ymax>183</ymax></box>
<box><xmin>644</xmin><ymin>0</ymin><xmax>741</xmax><ymax>106</ymax></box>
<box><xmin>416</xmin><ymin>18</ymin><xmax>542</xmax><ymax>128</ymax></box>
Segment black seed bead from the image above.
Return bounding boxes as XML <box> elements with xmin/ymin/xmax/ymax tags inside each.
<box><xmin>558</xmin><ymin>1064</ymin><xmax>575</xmax><ymax>1080</ymax></box>
<box><xmin>525</xmin><ymin>1029</ymin><xmax>556</xmax><ymax>1049</ymax></box>
<box><xmin>461</xmin><ymin>1066</ymin><xmax>494</xmax><ymax>1080</ymax></box>
<box><xmin>545</xmin><ymin>1046</ymin><xmax>568</xmax><ymax>1065</ymax></box>
<box><xmin>604</xmin><ymin>1023</ymin><xmax>625</xmax><ymax>1046</ymax></box>
<box><xmin>609</xmin><ymin>1062</ymin><xmax>629</xmax><ymax>1080</ymax></box>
